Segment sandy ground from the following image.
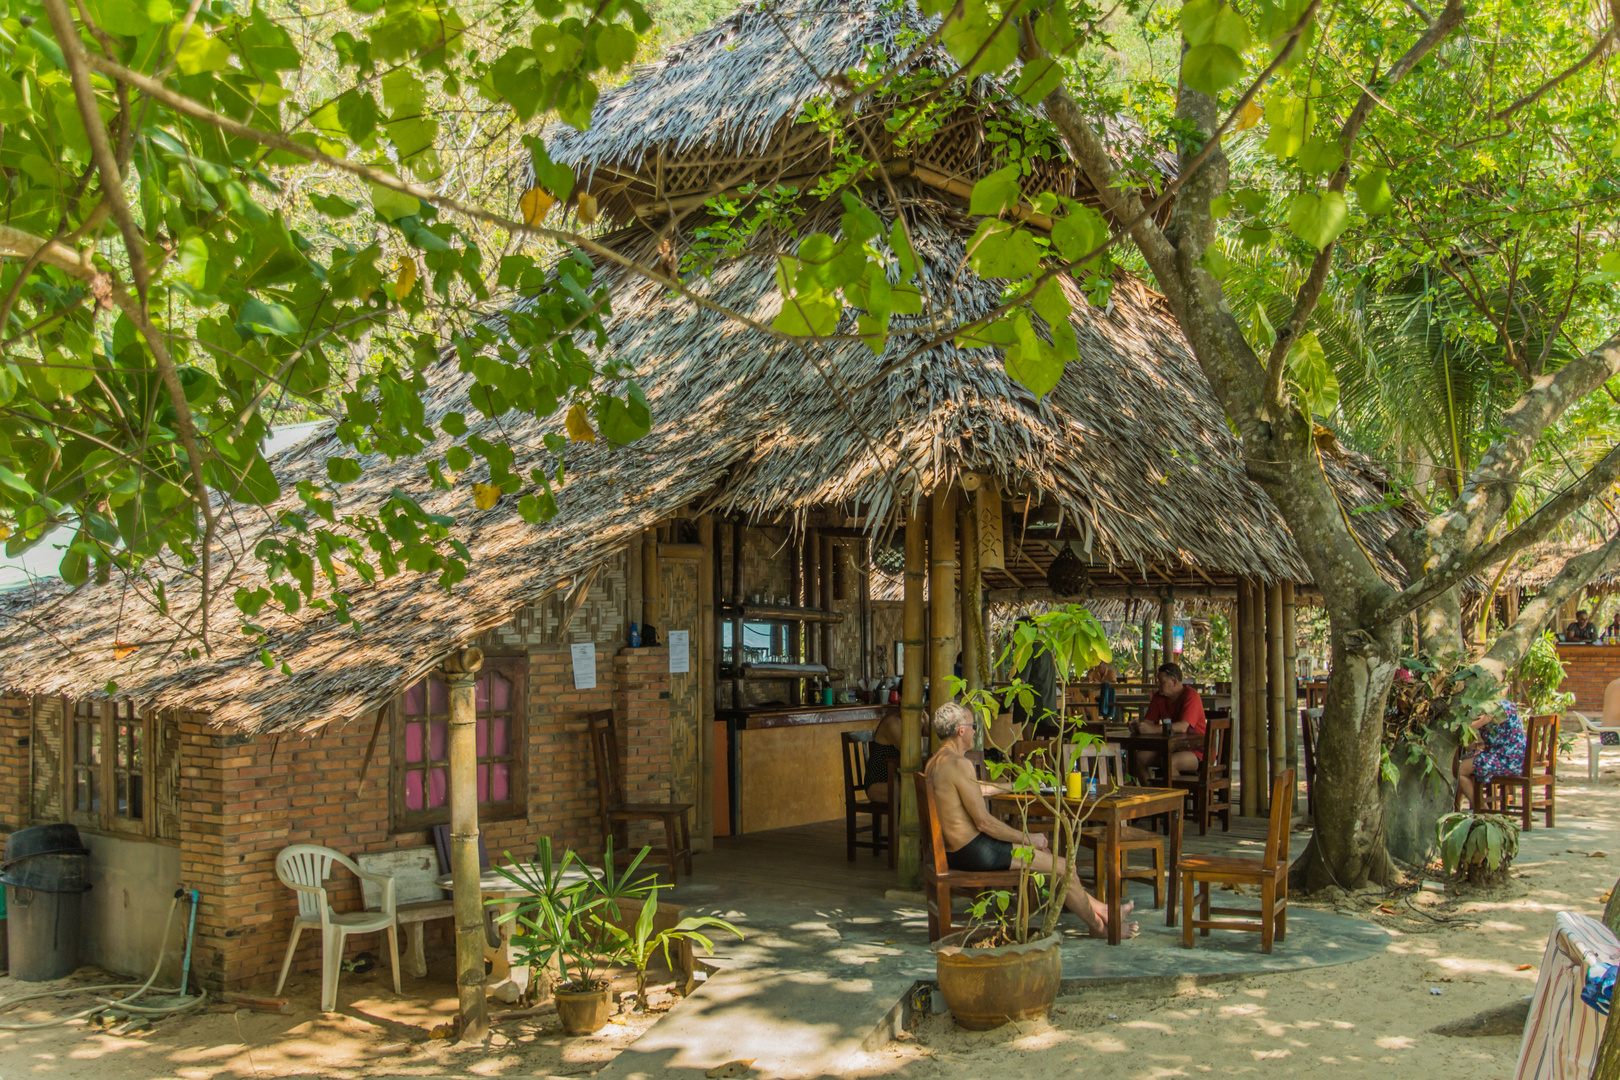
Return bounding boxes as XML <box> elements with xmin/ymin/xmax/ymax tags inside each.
<box><xmin>3</xmin><ymin>756</ymin><xmax>1618</xmax><ymax>1080</ymax></box>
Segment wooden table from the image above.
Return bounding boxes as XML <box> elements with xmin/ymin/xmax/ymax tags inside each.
<box><xmin>990</xmin><ymin>786</ymin><xmax>1186</xmax><ymax>944</ymax></box>
<box><xmin>1115</xmin><ymin>729</ymin><xmax>1206</xmax><ymax>761</ymax></box>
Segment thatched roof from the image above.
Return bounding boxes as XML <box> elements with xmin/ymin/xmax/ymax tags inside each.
<box><xmin>0</xmin><ymin>0</ymin><xmax>1414</xmax><ymax>733</ymax></box>
<box><xmin>539</xmin><ymin>0</ymin><xmax>1166</xmax><ymax>227</ymax></box>
<box><xmin>1493</xmin><ymin>539</ymin><xmax>1620</xmax><ymax>594</ymax></box>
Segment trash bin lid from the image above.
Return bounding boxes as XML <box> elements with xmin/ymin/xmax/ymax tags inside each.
<box><xmin>3</xmin><ymin>824</ymin><xmax>89</xmax><ymax>864</ymax></box>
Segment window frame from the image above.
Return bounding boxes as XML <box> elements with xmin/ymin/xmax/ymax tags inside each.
<box><xmin>61</xmin><ymin>698</ymin><xmax>155</xmax><ymax>837</ymax></box>
<box><xmin>389</xmin><ymin>656</ymin><xmax>528</xmax><ymax>832</ymax></box>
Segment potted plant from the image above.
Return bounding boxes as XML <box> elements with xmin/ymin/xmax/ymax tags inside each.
<box><xmin>1437</xmin><ymin>810</ymin><xmax>1521</xmax><ymax>886</ymax></box>
<box><xmin>604</xmin><ymin>891</ymin><xmax>743</xmax><ymax>1011</ymax></box>
<box><xmin>939</xmin><ymin>605</ymin><xmax>1113</xmax><ymax>1029</ymax></box>
<box><xmin>494</xmin><ymin>838</ymin><xmax>657</xmax><ymax>1035</ymax></box>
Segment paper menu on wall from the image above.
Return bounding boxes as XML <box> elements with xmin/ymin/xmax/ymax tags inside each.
<box><xmin>570</xmin><ymin>642</ymin><xmax>597</xmax><ymax>690</ymax></box>
<box><xmin>668</xmin><ymin>630</ymin><xmax>690</xmax><ymax>674</ymax></box>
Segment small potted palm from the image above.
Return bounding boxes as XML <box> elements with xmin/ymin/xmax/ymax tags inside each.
<box><xmin>937</xmin><ymin>605</ymin><xmax>1113</xmax><ymax>1029</ymax></box>
<box><xmin>495</xmin><ymin>838</ymin><xmax>657</xmax><ymax>1035</ymax></box>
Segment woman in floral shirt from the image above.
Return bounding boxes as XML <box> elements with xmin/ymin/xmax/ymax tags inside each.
<box><xmin>1456</xmin><ymin>700</ymin><xmax>1526</xmax><ymax>808</ymax></box>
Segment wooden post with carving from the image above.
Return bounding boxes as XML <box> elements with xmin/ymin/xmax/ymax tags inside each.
<box><xmin>899</xmin><ymin>497</ymin><xmax>927</xmax><ymax>886</ymax></box>
<box><xmin>443</xmin><ymin>647</ymin><xmax>486</xmax><ymax>1042</ymax></box>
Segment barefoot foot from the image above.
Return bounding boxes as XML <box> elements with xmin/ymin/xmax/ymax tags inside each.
<box><xmin>1086</xmin><ymin>900</ymin><xmax>1137</xmax><ymax>938</ymax></box>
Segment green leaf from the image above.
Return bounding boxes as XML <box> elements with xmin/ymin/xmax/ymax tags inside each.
<box><xmin>595</xmin><ymin>23</ymin><xmax>638</xmax><ymax>72</ymax></box>
<box><xmin>942</xmin><ymin>0</ymin><xmax>1019</xmax><ymax>77</ymax></box>
<box><xmin>86</xmin><ymin>0</ymin><xmax>151</xmax><ymax>36</ymax></box>
<box><xmin>168</xmin><ymin>22</ymin><xmax>232</xmax><ymax>74</ymax></box>
<box><xmin>1286</xmin><ymin>191</ymin><xmax>1349</xmax><ymax>250</ymax></box>
<box><xmin>970</xmin><ymin>164</ymin><xmax>1022</xmax><ymax>217</ymax></box>
<box><xmin>1051</xmin><ymin>204</ymin><xmax>1108</xmax><ymax>265</ymax></box>
<box><xmin>772</xmin><ymin>290</ymin><xmax>840</xmax><ymax>336</ymax></box>
<box><xmin>1181</xmin><ymin>44</ymin><xmax>1245</xmax><ymax>95</ymax></box>
<box><xmin>1354</xmin><ymin>168</ymin><xmax>1394</xmax><ymax>216</ymax></box>
<box><xmin>1264</xmin><ymin>96</ymin><xmax>1311</xmax><ymax>159</ymax></box>
<box><xmin>1297</xmin><ymin>136</ymin><xmax>1343</xmax><ymax>178</ymax></box>
<box><xmin>235</xmin><ymin>297</ymin><xmax>303</xmax><ymax>337</ymax></box>
<box><xmin>369</xmin><ymin>182</ymin><xmax>421</xmax><ymax>222</ymax></box>
<box><xmin>596</xmin><ymin>382</ymin><xmax>651</xmax><ymax>444</ymax></box>
<box><xmin>968</xmin><ymin>220</ymin><xmax>1040</xmax><ymax>279</ymax></box>
<box><xmin>1013</xmin><ymin>57</ymin><xmax>1064</xmax><ymax>104</ymax></box>
<box><xmin>327</xmin><ymin>457</ymin><xmax>363</xmax><ymax>484</ymax></box>
<box><xmin>309</xmin><ymin>192</ymin><xmax>360</xmax><ymax>219</ymax></box>
<box><xmin>890</xmin><ymin>220</ymin><xmax>917</xmax><ymax>279</ymax></box>
<box><xmin>1182</xmin><ymin>0</ymin><xmax>1252</xmax><ymax>50</ymax></box>
<box><xmin>1004</xmin><ymin>312</ymin><xmax>1065</xmax><ymax>398</ymax></box>
<box><xmin>1285</xmin><ymin>331</ymin><xmax>1339</xmax><ymax>415</ymax></box>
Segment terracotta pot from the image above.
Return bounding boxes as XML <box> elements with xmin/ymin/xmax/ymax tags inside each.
<box><xmin>554</xmin><ymin>985</ymin><xmax>612</xmax><ymax>1035</ymax></box>
<box><xmin>932</xmin><ymin>929</ymin><xmax>1062</xmax><ymax>1031</ymax></box>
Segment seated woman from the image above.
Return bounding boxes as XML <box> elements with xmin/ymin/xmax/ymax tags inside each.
<box><xmin>864</xmin><ymin>708</ymin><xmax>904</xmax><ymax>806</ymax></box>
<box><xmin>1456</xmin><ymin>700</ymin><xmax>1527</xmax><ymax>807</ymax></box>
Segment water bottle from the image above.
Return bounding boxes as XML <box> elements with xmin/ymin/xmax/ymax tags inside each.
<box><xmin>629</xmin><ymin>622</ymin><xmax>641</xmax><ymax>648</ymax></box>
<box><xmin>1087</xmin><ymin>776</ymin><xmax>1099</xmax><ymax>798</ymax></box>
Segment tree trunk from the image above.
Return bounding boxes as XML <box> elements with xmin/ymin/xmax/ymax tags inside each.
<box><xmin>1298</xmin><ymin>621</ymin><xmax>1401</xmax><ymax>890</ymax></box>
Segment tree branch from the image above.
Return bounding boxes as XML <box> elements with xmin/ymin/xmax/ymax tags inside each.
<box><xmin>1262</xmin><ymin>0</ymin><xmax>1467</xmax><ymax>410</ymax></box>
<box><xmin>1476</xmin><ymin>531</ymin><xmax>1620</xmax><ymax>685</ymax></box>
<box><xmin>1422</xmin><ymin>327</ymin><xmax>1620</xmax><ymax>560</ymax></box>
<box><xmin>1373</xmin><ymin>438</ymin><xmax>1620</xmax><ymax>625</ymax></box>
<box><xmin>1492</xmin><ymin>23</ymin><xmax>1617</xmax><ymax>122</ymax></box>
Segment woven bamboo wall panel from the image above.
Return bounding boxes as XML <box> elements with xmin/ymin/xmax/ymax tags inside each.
<box><xmin>30</xmin><ymin>695</ymin><xmax>63</xmax><ymax>822</ymax></box>
<box><xmin>662</xmin><ymin>556</ymin><xmax>701</xmax><ymax>808</ymax></box>
<box><xmin>480</xmin><ymin>550</ymin><xmax>629</xmax><ymax>649</ymax></box>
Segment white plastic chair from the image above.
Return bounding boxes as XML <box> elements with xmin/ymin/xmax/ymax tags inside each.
<box><xmin>1566</xmin><ymin>711</ymin><xmax>1620</xmax><ymax>784</ymax></box>
<box><xmin>274</xmin><ymin>845</ymin><xmax>400</xmax><ymax>1011</ymax></box>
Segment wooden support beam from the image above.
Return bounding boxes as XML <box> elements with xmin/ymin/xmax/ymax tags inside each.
<box><xmin>899</xmin><ymin>499</ymin><xmax>927</xmax><ymax>887</ymax></box>
<box><xmin>805</xmin><ymin>527</ymin><xmax>821</xmax><ymax>677</ymax></box>
<box><xmin>986</xmin><ymin>585</ymin><xmax>1240</xmax><ymax>603</ymax></box>
<box><xmin>960</xmin><ymin>498</ymin><xmax>983</xmax><ymax>701</ymax></box>
<box><xmin>1267</xmin><ymin>583</ymin><xmax>1285</xmax><ymax>805</ymax></box>
<box><xmin>930</xmin><ymin>486</ymin><xmax>959</xmax><ymax>709</ymax></box>
<box><xmin>697</xmin><ymin>515</ymin><xmax>716</xmax><ymax>850</ymax></box>
<box><xmin>1141</xmin><ymin>617</ymin><xmax>1153</xmax><ymax>684</ymax></box>
<box><xmin>1251</xmin><ymin>582</ymin><xmax>1269</xmax><ymax>811</ymax></box>
<box><xmin>443</xmin><ymin>647</ymin><xmax>487</xmax><ymax>1043</ymax></box>
<box><xmin>730</xmin><ymin>521</ymin><xmax>743</xmax><ymax>711</ymax></box>
<box><xmin>789</xmin><ymin>532</ymin><xmax>803</xmax><ymax>706</ymax></box>
<box><xmin>642</xmin><ymin>530</ymin><xmax>661</xmax><ymax>631</ymax></box>
<box><xmin>1283</xmin><ymin>581</ymin><xmax>1299</xmax><ymax>815</ymax></box>
<box><xmin>820</xmin><ymin>533</ymin><xmax>835</xmax><ymax>692</ymax></box>
<box><xmin>1160</xmin><ymin>594</ymin><xmax>1174</xmax><ymax>669</ymax></box>
<box><xmin>1237</xmin><ymin>581</ymin><xmax>1255</xmax><ymax>818</ymax></box>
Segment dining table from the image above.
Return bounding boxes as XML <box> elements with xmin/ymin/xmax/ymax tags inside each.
<box><xmin>989</xmin><ymin>785</ymin><xmax>1186</xmax><ymax>945</ymax></box>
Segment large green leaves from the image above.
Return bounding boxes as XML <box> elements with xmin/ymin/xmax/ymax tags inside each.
<box><xmin>1180</xmin><ymin>0</ymin><xmax>1252</xmax><ymax>95</ymax></box>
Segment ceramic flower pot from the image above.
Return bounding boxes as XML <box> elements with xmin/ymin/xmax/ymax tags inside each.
<box><xmin>554</xmin><ymin>985</ymin><xmax>613</xmax><ymax>1035</ymax></box>
<box><xmin>931</xmin><ymin>929</ymin><xmax>1062</xmax><ymax>1031</ymax></box>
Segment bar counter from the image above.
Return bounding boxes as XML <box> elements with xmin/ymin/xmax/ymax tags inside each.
<box><xmin>715</xmin><ymin>703</ymin><xmax>896</xmax><ymax>834</ymax></box>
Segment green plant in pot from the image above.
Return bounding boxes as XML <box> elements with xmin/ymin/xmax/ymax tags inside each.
<box><xmin>494</xmin><ymin>838</ymin><xmax>656</xmax><ymax>1035</ymax></box>
<box><xmin>1437</xmin><ymin>810</ymin><xmax>1521</xmax><ymax>886</ymax></box>
<box><xmin>936</xmin><ymin>605</ymin><xmax>1113</xmax><ymax>1030</ymax></box>
<box><xmin>604</xmin><ymin>891</ymin><xmax>743</xmax><ymax>1011</ymax></box>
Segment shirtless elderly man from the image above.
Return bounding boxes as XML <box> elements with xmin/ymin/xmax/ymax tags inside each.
<box><xmin>924</xmin><ymin>701</ymin><xmax>1138</xmax><ymax>939</ymax></box>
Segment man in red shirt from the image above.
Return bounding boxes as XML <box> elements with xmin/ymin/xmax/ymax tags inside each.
<box><xmin>1130</xmin><ymin>662</ymin><xmax>1206</xmax><ymax>782</ymax></box>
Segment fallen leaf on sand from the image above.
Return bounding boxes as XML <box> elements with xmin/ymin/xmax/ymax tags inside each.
<box><xmin>1517</xmin><ymin>964</ymin><xmax>1534</xmax><ymax>971</ymax></box>
<box><xmin>1377</xmin><ymin>904</ymin><xmax>1399</xmax><ymax>915</ymax></box>
<box><xmin>1592</xmin><ymin>851</ymin><xmax>1608</xmax><ymax>858</ymax></box>
<box><xmin>707</xmin><ymin>1061</ymin><xmax>756</xmax><ymax>1078</ymax></box>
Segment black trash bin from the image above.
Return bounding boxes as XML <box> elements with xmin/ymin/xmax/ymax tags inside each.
<box><xmin>2</xmin><ymin>824</ymin><xmax>90</xmax><ymax>981</ymax></box>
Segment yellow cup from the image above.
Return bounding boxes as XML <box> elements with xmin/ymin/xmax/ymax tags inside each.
<box><xmin>1065</xmin><ymin>771</ymin><xmax>1086</xmax><ymax>800</ymax></box>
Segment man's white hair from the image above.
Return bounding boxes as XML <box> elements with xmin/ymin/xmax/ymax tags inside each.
<box><xmin>931</xmin><ymin>701</ymin><xmax>974</xmax><ymax>741</ymax></box>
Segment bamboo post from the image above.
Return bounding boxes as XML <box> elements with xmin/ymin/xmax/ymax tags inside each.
<box><xmin>959</xmin><ymin>500</ymin><xmax>982</xmax><ymax>697</ymax></box>
<box><xmin>789</xmin><ymin>532</ymin><xmax>802</xmax><ymax>705</ymax></box>
<box><xmin>642</xmin><ymin>529</ymin><xmax>660</xmax><ymax>631</ymax></box>
<box><xmin>1267</xmin><ymin>584</ymin><xmax>1285</xmax><ymax>800</ymax></box>
<box><xmin>1237</xmin><ymin>581</ymin><xmax>1256</xmax><ymax>817</ymax></box>
<box><xmin>1160</xmin><ymin>594</ymin><xmax>1174</xmax><ymax>669</ymax></box>
<box><xmin>930</xmin><ymin>486</ymin><xmax>959</xmax><ymax>707</ymax></box>
<box><xmin>820</xmin><ymin>533</ymin><xmax>834</xmax><ymax>683</ymax></box>
<box><xmin>899</xmin><ymin>500</ymin><xmax>927</xmax><ymax>886</ymax></box>
<box><xmin>805</xmin><ymin>527</ymin><xmax>821</xmax><ymax>665</ymax></box>
<box><xmin>697</xmin><ymin>515</ymin><xmax>716</xmax><ymax>849</ymax></box>
<box><xmin>730</xmin><ymin>521</ymin><xmax>743</xmax><ymax>709</ymax></box>
<box><xmin>859</xmin><ymin>538</ymin><xmax>872</xmax><ymax>682</ymax></box>
<box><xmin>1248</xmin><ymin>580</ymin><xmax>1269</xmax><ymax>813</ymax></box>
<box><xmin>1141</xmin><ymin>617</ymin><xmax>1153</xmax><ymax>684</ymax></box>
<box><xmin>443</xmin><ymin>647</ymin><xmax>487</xmax><ymax>1042</ymax></box>
<box><xmin>1283</xmin><ymin>581</ymin><xmax>1298</xmax><ymax>814</ymax></box>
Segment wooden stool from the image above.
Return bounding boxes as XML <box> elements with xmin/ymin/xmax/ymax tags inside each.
<box><xmin>1081</xmin><ymin>825</ymin><xmax>1165</xmax><ymax>909</ymax></box>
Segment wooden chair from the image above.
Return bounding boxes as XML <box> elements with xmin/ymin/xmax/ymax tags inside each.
<box><xmin>1487</xmin><ymin>713</ymin><xmax>1560</xmax><ymax>830</ymax></box>
<box><xmin>1171</xmin><ymin>715</ymin><xmax>1232</xmax><ymax>835</ymax></box>
<box><xmin>1301</xmin><ymin>709</ymin><xmax>1322</xmax><ymax>814</ymax></box>
<box><xmin>840</xmin><ymin>731</ymin><xmax>896</xmax><ymax>867</ymax></box>
<box><xmin>1179</xmin><ymin>769</ymin><xmax>1294</xmax><ymax>953</ymax></box>
<box><xmin>915</xmin><ymin>772</ymin><xmax>1035</xmax><ymax>941</ymax></box>
<box><xmin>586</xmin><ymin>710</ymin><xmax>693</xmax><ymax>882</ymax></box>
<box><xmin>1005</xmin><ymin>740</ymin><xmax>1060</xmax><ymax>838</ymax></box>
<box><xmin>1079</xmin><ymin>826</ymin><xmax>1164</xmax><ymax>908</ymax></box>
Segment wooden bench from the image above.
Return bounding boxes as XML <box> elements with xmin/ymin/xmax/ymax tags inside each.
<box><xmin>358</xmin><ymin>847</ymin><xmax>454</xmax><ymax>978</ymax></box>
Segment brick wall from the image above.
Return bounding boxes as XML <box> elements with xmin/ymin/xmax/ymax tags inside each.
<box><xmin>119</xmin><ymin>642</ymin><xmax>673</xmax><ymax>992</ymax></box>
<box><xmin>0</xmin><ymin>693</ymin><xmax>30</xmax><ymax>839</ymax></box>
<box><xmin>1557</xmin><ymin>644</ymin><xmax>1620</xmax><ymax>713</ymax></box>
